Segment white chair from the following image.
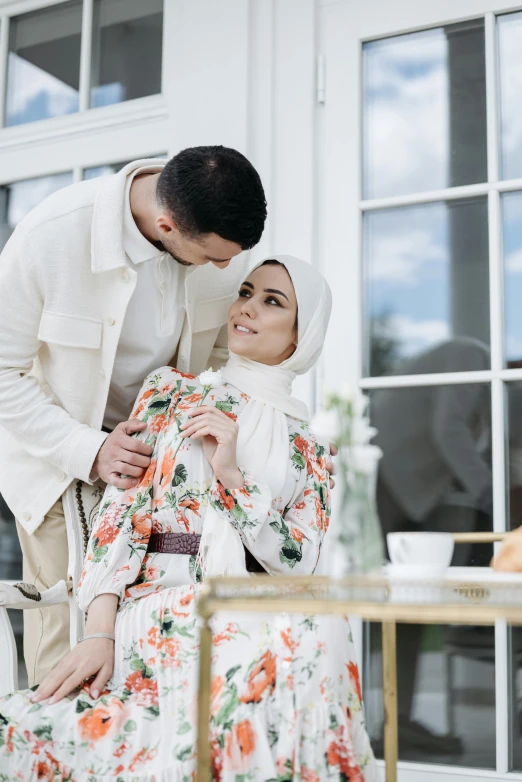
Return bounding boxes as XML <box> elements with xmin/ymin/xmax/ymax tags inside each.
<box><xmin>0</xmin><ymin>481</ymin><xmax>89</xmax><ymax>696</ymax></box>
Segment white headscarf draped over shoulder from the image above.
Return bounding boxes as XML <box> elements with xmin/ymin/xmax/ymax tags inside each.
<box><xmin>198</xmin><ymin>254</ymin><xmax>332</xmax><ymax>578</ymax></box>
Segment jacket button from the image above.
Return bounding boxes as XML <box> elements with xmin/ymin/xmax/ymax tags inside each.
<box><xmin>106</xmin><ymin>317</ymin><xmax>116</xmax><ymax>327</ymax></box>
<box><xmin>99</xmin><ymin>368</ymin><xmax>106</xmax><ymax>378</ymax></box>
<box><xmin>22</xmin><ymin>511</ymin><xmax>31</xmax><ymax>522</ymax></box>
<box><xmin>120</xmin><ymin>268</ymin><xmax>130</xmax><ymax>283</ymax></box>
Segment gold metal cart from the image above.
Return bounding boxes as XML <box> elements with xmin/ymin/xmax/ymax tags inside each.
<box><xmin>196</xmin><ymin>531</ymin><xmax>516</xmax><ymax>782</ymax></box>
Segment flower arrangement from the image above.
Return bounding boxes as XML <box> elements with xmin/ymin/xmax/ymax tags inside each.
<box><xmin>312</xmin><ymin>384</ymin><xmax>385</xmax><ymax>575</ymax></box>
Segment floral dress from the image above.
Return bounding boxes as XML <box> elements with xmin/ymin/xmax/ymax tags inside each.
<box><xmin>0</xmin><ymin>367</ymin><xmax>377</xmax><ymax>782</ymax></box>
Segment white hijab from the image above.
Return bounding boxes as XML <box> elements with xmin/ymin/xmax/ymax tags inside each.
<box><xmin>198</xmin><ymin>254</ymin><xmax>332</xmax><ymax>577</ymax></box>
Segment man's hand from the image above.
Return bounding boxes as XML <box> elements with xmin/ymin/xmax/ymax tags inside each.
<box><xmin>327</xmin><ymin>442</ymin><xmax>337</xmax><ymax>490</ymax></box>
<box><xmin>92</xmin><ymin>419</ymin><xmax>153</xmax><ymax>489</ymax></box>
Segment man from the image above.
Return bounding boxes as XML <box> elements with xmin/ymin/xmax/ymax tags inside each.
<box><xmin>0</xmin><ymin>146</ymin><xmax>267</xmax><ymax>686</ymax></box>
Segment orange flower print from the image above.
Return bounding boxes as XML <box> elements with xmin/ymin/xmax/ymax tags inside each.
<box><xmin>211</xmin><ymin>737</ymin><xmax>223</xmax><ymax>782</ymax></box>
<box><xmin>179</xmin><ymin>591</ymin><xmax>194</xmax><ymax>607</ymax></box>
<box><xmin>35</xmin><ymin>761</ymin><xmax>50</xmax><ymax>779</ymax></box>
<box><xmin>290</xmin><ymin>527</ymin><xmax>304</xmax><ymax>543</ymax></box>
<box><xmin>294</xmin><ymin>435</ymin><xmax>313</xmax><ymax>475</ymax></box>
<box><xmin>93</xmin><ymin>515</ymin><xmax>120</xmax><ymax>547</ymax></box>
<box><xmin>326</xmin><ymin>726</ymin><xmax>364</xmax><ymax>782</ymax></box>
<box><xmin>132</xmin><ymin>511</ymin><xmax>151</xmax><ymax>541</ymax></box>
<box><xmin>226</xmin><ymin>720</ymin><xmax>256</xmax><ymax>759</ymax></box>
<box><xmin>301</xmin><ymin>767</ymin><xmax>321</xmax><ymax>782</ymax></box>
<box><xmin>347</xmin><ymin>661</ymin><xmax>363</xmax><ymax>704</ymax></box>
<box><xmin>240</xmin><ymin>650</ymin><xmax>276</xmax><ymax>703</ymax></box>
<box><xmin>129</xmin><ymin>747</ymin><xmax>157</xmax><ymax>773</ymax></box>
<box><xmin>160</xmin><ymin>448</ymin><xmax>176</xmax><ymax>486</ymax></box>
<box><xmin>6</xmin><ymin>726</ymin><xmax>14</xmax><ymax>753</ymax></box>
<box><xmin>124</xmin><ymin>671</ymin><xmax>159</xmax><ymax>708</ymax></box>
<box><xmin>281</xmin><ymin>628</ymin><xmax>298</xmax><ymax>655</ymax></box>
<box><xmin>211</xmin><ymin>675</ymin><xmax>224</xmax><ymax>717</ymax></box>
<box><xmin>179</xmin><ymin>496</ymin><xmax>201</xmax><ymax>516</ymax></box>
<box><xmin>216</xmin><ymin>482</ymin><xmax>235</xmax><ymax>511</ymax></box>
<box><xmin>78</xmin><ymin>700</ymin><xmax>123</xmax><ymax>743</ymax></box>
<box><xmin>113</xmin><ymin>764</ymin><xmax>125</xmax><ymax>776</ymax></box>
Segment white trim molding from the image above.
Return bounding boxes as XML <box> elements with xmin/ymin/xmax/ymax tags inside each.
<box><xmin>0</xmin><ymin>93</ymin><xmax>168</xmax><ymax>152</ymax></box>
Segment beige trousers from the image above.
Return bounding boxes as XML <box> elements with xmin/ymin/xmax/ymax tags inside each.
<box><xmin>16</xmin><ymin>499</ymin><xmax>71</xmax><ymax>687</ymax></box>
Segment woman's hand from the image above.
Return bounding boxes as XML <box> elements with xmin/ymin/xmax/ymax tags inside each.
<box><xmin>32</xmin><ymin>592</ymin><xmax>119</xmax><ymax>704</ymax></box>
<box><xmin>31</xmin><ymin>638</ymin><xmax>115</xmax><ymax>704</ymax></box>
<box><xmin>181</xmin><ymin>405</ymin><xmax>244</xmax><ymax>489</ymax></box>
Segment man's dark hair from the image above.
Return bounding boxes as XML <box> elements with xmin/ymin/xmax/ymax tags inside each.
<box><xmin>156</xmin><ymin>145</ymin><xmax>267</xmax><ymax>250</ymax></box>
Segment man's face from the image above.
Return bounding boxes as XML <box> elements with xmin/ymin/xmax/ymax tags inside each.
<box><xmin>156</xmin><ymin>215</ymin><xmax>242</xmax><ymax>269</ymax></box>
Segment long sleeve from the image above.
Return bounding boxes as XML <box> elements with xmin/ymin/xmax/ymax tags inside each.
<box><xmin>77</xmin><ymin>368</ymin><xmax>180</xmax><ymax>610</ymax></box>
<box><xmin>208</xmin><ymin>435</ymin><xmax>331</xmax><ymax>575</ymax></box>
<box><xmin>0</xmin><ymin>228</ymin><xmax>108</xmax><ymax>482</ymax></box>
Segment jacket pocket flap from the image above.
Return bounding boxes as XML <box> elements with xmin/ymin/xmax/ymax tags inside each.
<box><xmin>38</xmin><ymin>311</ymin><xmax>102</xmax><ymax>349</ymax></box>
<box><xmin>193</xmin><ymin>295</ymin><xmax>236</xmax><ymax>333</ymax></box>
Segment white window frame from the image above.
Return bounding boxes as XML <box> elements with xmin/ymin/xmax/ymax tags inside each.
<box><xmin>318</xmin><ymin>0</ymin><xmax>522</xmax><ymax>779</ymax></box>
<box><xmin>0</xmin><ymin>0</ymin><xmax>170</xmax><ymax>183</ymax></box>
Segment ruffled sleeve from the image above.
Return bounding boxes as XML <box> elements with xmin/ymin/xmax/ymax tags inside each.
<box><xmin>76</xmin><ymin>367</ymin><xmax>181</xmax><ymax>611</ymax></box>
<box><xmin>208</xmin><ymin>431</ymin><xmax>331</xmax><ymax>575</ymax></box>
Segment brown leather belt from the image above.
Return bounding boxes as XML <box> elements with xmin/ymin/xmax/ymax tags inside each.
<box><xmin>148</xmin><ymin>532</ymin><xmax>201</xmax><ymax>555</ymax></box>
<box><xmin>147</xmin><ymin>532</ymin><xmax>266</xmax><ymax>573</ymax></box>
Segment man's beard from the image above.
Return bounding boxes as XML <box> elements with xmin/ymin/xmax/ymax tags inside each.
<box><xmin>153</xmin><ymin>238</ymin><xmax>193</xmax><ymax>266</ymax></box>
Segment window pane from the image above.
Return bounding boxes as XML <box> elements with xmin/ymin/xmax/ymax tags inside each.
<box><xmin>91</xmin><ymin>0</ymin><xmax>163</xmax><ymax>109</ymax></box>
<box><xmin>5</xmin><ymin>1</ymin><xmax>82</xmax><ymax>127</ymax></box>
<box><xmin>363</xmin><ymin>20</ymin><xmax>487</xmax><ymax>199</ymax></box>
<box><xmin>499</xmin><ymin>12</ymin><xmax>522</xmax><ymax>180</ymax></box>
<box><xmin>505</xmin><ymin>381</ymin><xmax>522</xmax><ymax>768</ymax></box>
<box><xmin>366</xmin><ymin>383</ymin><xmax>494</xmax><ymax>767</ymax></box>
<box><xmin>364</xmin><ymin>198</ymin><xmax>490</xmax><ymax>377</ymax></box>
<box><xmin>83</xmin><ymin>161</ymin><xmax>132</xmax><ymax>179</ymax></box>
<box><xmin>0</xmin><ymin>172</ymin><xmax>72</xmax><ymax>689</ymax></box>
<box><xmin>83</xmin><ymin>154</ymin><xmax>167</xmax><ymax>179</ymax></box>
<box><xmin>0</xmin><ymin>173</ymin><xmax>73</xmax><ymax>251</ymax></box>
<box><xmin>503</xmin><ymin>191</ymin><xmax>522</xmax><ymax>367</ymax></box>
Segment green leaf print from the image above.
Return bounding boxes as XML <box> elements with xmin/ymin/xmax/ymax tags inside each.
<box><xmin>280</xmin><ymin>539</ymin><xmax>302</xmax><ymax>567</ymax></box>
<box><xmin>292</xmin><ymin>452</ymin><xmax>306</xmax><ymax>470</ymax></box>
<box><xmin>176</xmin><ymin>745</ymin><xmax>193</xmax><ymax>762</ymax></box>
<box><xmin>75</xmin><ymin>698</ymin><xmax>91</xmax><ymax>714</ymax></box>
<box><xmin>215</xmin><ymin>401</ymin><xmax>233</xmax><ymax>413</ymax></box>
<box><xmin>214</xmin><ymin>685</ymin><xmax>240</xmax><ymax>727</ymax></box>
<box><xmin>92</xmin><ymin>545</ymin><xmax>108</xmax><ymax>563</ymax></box>
<box><xmin>145</xmin><ymin>705</ymin><xmax>160</xmax><ymax>718</ymax></box>
<box><xmin>231</xmin><ymin>502</ymin><xmax>248</xmax><ymax>523</ymax></box>
<box><xmin>146</xmin><ymin>395</ymin><xmax>173</xmax><ymax>414</ymax></box>
<box><xmin>130</xmin><ymin>655</ymin><xmax>145</xmax><ymax>672</ymax></box>
<box><xmin>33</xmin><ymin>724</ymin><xmax>53</xmax><ymax>741</ymax></box>
<box><xmin>177</xmin><ymin>721</ymin><xmax>192</xmax><ymax>735</ymax></box>
<box><xmin>173</xmin><ymin>463</ymin><xmax>188</xmax><ymax>487</ymax></box>
<box><xmin>225</xmin><ymin>664</ymin><xmax>242</xmax><ymax>681</ymax></box>
<box><xmin>124</xmin><ymin>720</ymin><xmax>137</xmax><ymax>733</ymax></box>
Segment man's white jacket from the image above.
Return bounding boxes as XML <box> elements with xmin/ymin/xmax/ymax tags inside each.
<box><xmin>0</xmin><ymin>160</ymin><xmax>245</xmax><ymax>535</ymax></box>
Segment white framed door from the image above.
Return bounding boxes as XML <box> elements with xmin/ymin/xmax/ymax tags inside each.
<box><xmin>318</xmin><ymin>0</ymin><xmax>522</xmax><ymax>779</ymax></box>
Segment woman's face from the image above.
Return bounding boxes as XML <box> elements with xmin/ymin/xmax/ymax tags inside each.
<box><xmin>227</xmin><ymin>263</ymin><xmax>298</xmax><ymax>365</ymax></box>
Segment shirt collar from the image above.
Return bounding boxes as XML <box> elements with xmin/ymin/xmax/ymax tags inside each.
<box><xmin>123</xmin><ymin>165</ymin><xmax>165</xmax><ymax>265</ymax></box>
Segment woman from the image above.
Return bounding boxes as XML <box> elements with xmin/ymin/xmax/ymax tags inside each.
<box><xmin>0</xmin><ymin>256</ymin><xmax>377</xmax><ymax>781</ymax></box>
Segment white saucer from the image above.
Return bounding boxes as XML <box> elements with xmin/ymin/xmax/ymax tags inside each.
<box><xmin>385</xmin><ymin>563</ymin><xmax>448</xmax><ymax>580</ymax></box>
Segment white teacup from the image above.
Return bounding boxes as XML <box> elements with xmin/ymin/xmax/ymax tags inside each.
<box><xmin>387</xmin><ymin>532</ymin><xmax>454</xmax><ymax>578</ymax></box>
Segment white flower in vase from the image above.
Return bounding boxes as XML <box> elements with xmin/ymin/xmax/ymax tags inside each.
<box><xmin>310</xmin><ymin>410</ymin><xmax>342</xmax><ymax>443</ymax></box>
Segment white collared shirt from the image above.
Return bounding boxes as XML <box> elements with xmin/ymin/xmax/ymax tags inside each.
<box><xmin>103</xmin><ymin>166</ymin><xmax>186</xmax><ymax>430</ymax></box>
